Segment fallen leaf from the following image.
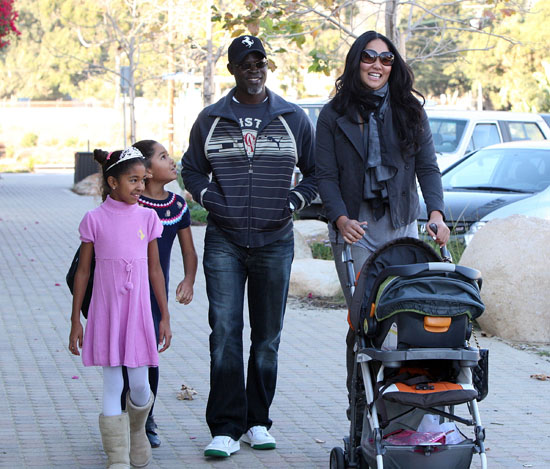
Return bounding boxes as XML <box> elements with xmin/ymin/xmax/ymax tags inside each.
<box><xmin>55</xmin><ymin>283</ymin><xmax>61</xmax><ymax>286</ymax></box>
<box><xmin>177</xmin><ymin>384</ymin><xmax>198</xmax><ymax>400</ymax></box>
<box><xmin>72</xmin><ymin>376</ymin><xmax>79</xmax><ymax>379</ymax></box>
<box><xmin>530</xmin><ymin>374</ymin><xmax>550</xmax><ymax>381</ymax></box>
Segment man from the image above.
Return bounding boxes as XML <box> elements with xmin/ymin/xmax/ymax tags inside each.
<box><xmin>181</xmin><ymin>35</ymin><xmax>316</xmax><ymax>458</ymax></box>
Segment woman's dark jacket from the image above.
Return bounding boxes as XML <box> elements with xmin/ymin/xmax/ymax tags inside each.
<box><xmin>315</xmin><ymin>101</ymin><xmax>444</xmax><ymax>228</ymax></box>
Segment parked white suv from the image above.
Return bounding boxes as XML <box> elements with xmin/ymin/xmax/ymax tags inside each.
<box><xmin>427</xmin><ymin>109</ymin><xmax>550</xmax><ymax>170</ymax></box>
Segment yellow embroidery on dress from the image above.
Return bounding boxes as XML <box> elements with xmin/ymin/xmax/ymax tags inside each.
<box><xmin>138</xmin><ymin>228</ymin><xmax>145</xmax><ymax>240</ymax></box>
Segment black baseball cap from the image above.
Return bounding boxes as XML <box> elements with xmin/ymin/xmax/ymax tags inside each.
<box><xmin>228</xmin><ymin>35</ymin><xmax>266</xmax><ymax>64</ymax></box>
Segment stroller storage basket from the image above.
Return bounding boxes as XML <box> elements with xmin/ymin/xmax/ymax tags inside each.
<box><xmin>362</xmin><ymin>440</ymin><xmax>475</xmax><ymax>469</ymax></box>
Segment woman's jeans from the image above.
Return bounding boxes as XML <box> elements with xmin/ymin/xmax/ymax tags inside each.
<box><xmin>203</xmin><ymin>224</ymin><xmax>294</xmax><ymax>440</ymax></box>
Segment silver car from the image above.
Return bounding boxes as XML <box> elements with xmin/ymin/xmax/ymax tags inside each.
<box><xmin>419</xmin><ymin>140</ymin><xmax>550</xmax><ymax>246</ymax></box>
<box><xmin>427</xmin><ymin>109</ymin><xmax>550</xmax><ymax>171</ymax></box>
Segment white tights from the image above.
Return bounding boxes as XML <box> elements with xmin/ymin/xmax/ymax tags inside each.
<box><xmin>103</xmin><ymin>366</ymin><xmax>150</xmax><ymax>416</ymax></box>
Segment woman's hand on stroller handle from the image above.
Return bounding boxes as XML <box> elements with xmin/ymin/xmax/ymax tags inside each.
<box><xmin>426</xmin><ymin>212</ymin><xmax>450</xmax><ymax>245</ymax></box>
<box><xmin>336</xmin><ymin>216</ymin><xmax>368</xmax><ymax>244</ymax></box>
<box><xmin>429</xmin><ymin>222</ymin><xmax>452</xmax><ymax>263</ymax></box>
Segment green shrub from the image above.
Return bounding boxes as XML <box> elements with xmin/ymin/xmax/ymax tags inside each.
<box><xmin>65</xmin><ymin>137</ymin><xmax>79</xmax><ymax>147</ymax></box>
<box><xmin>310</xmin><ymin>241</ymin><xmax>334</xmax><ymax>260</ymax></box>
<box><xmin>187</xmin><ymin>199</ymin><xmax>208</xmax><ymax>225</ymax></box>
<box><xmin>422</xmin><ymin>236</ymin><xmax>465</xmax><ymax>263</ymax></box>
<box><xmin>21</xmin><ymin>133</ymin><xmax>39</xmax><ymax>147</ymax></box>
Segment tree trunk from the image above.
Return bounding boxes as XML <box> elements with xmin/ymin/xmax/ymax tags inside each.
<box><xmin>167</xmin><ymin>0</ymin><xmax>175</xmax><ymax>155</ymax></box>
<box><xmin>385</xmin><ymin>0</ymin><xmax>405</xmax><ymax>58</ymax></box>
<box><xmin>203</xmin><ymin>0</ymin><xmax>214</xmax><ymax>106</ymax></box>
<box><xmin>128</xmin><ymin>38</ymin><xmax>136</xmax><ymax>144</ymax></box>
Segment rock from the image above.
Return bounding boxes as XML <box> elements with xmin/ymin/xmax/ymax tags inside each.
<box><xmin>289</xmin><ymin>258</ymin><xmax>341</xmax><ymax>298</ymax></box>
<box><xmin>73</xmin><ymin>172</ymin><xmax>101</xmax><ymax>196</ymax></box>
<box><xmin>165</xmin><ymin>179</ymin><xmax>182</xmax><ymax>195</ymax></box>
<box><xmin>293</xmin><ymin>219</ymin><xmax>329</xmax><ymax>245</ymax></box>
<box><xmin>294</xmin><ymin>228</ymin><xmax>313</xmax><ymax>259</ymax></box>
<box><xmin>290</xmin><ymin>220</ymin><xmax>341</xmax><ymax>298</ymax></box>
<box><xmin>459</xmin><ymin>215</ymin><xmax>550</xmax><ymax>342</ymax></box>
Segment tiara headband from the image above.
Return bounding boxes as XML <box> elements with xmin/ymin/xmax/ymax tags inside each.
<box><xmin>106</xmin><ymin>146</ymin><xmax>144</xmax><ymax>172</ymax></box>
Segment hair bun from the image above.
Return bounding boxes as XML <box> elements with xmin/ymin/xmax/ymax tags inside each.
<box><xmin>93</xmin><ymin>149</ymin><xmax>109</xmax><ymax>164</ymax></box>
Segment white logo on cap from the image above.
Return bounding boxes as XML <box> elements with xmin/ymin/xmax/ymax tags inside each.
<box><xmin>242</xmin><ymin>36</ymin><xmax>254</xmax><ymax>48</ymax></box>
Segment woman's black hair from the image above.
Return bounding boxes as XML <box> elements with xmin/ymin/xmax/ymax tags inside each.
<box><xmin>93</xmin><ymin>148</ymin><xmax>145</xmax><ymax>201</ymax></box>
<box><xmin>332</xmin><ymin>30</ymin><xmax>425</xmax><ymax>153</ymax></box>
<box><xmin>132</xmin><ymin>140</ymin><xmax>158</xmax><ymax>169</ymax></box>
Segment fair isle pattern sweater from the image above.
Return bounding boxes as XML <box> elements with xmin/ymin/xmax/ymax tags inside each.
<box><xmin>182</xmin><ymin>88</ymin><xmax>317</xmax><ymax>248</ymax></box>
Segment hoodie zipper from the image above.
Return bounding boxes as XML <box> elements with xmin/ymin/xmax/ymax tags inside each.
<box><xmin>246</xmin><ymin>153</ymin><xmax>254</xmax><ymax>248</ymax></box>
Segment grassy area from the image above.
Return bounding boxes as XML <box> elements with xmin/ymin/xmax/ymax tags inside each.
<box><xmin>310</xmin><ymin>241</ymin><xmax>334</xmax><ymax>260</ymax></box>
<box><xmin>187</xmin><ymin>199</ymin><xmax>208</xmax><ymax>225</ymax></box>
<box><xmin>420</xmin><ymin>234</ymin><xmax>466</xmax><ymax>263</ymax></box>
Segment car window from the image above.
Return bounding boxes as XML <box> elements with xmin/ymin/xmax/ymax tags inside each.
<box><xmin>507</xmin><ymin>122</ymin><xmax>545</xmax><ymax>141</ymax></box>
<box><xmin>303</xmin><ymin>106</ymin><xmax>322</xmax><ymax>127</ymax></box>
<box><xmin>466</xmin><ymin>123</ymin><xmax>501</xmax><ymax>153</ymax></box>
<box><xmin>443</xmin><ymin>147</ymin><xmax>550</xmax><ymax>192</ymax></box>
<box><xmin>428</xmin><ymin>118</ymin><xmax>467</xmax><ymax>153</ymax></box>
<box><xmin>443</xmin><ymin>152</ymin><xmax>500</xmax><ymax>188</ymax></box>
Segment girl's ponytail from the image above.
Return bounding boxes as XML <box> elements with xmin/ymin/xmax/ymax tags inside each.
<box><xmin>94</xmin><ymin>148</ymin><xmax>123</xmax><ymax>201</ymax></box>
<box><xmin>93</xmin><ymin>149</ymin><xmax>109</xmax><ymax>165</ymax></box>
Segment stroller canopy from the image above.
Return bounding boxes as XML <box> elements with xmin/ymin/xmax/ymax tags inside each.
<box><xmin>349</xmin><ymin>238</ymin><xmax>442</xmax><ymax>332</ymax></box>
<box><xmin>349</xmin><ymin>237</ymin><xmax>484</xmax><ymax>335</ymax></box>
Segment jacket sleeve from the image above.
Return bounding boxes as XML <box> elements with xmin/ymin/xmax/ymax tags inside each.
<box><xmin>315</xmin><ymin>106</ymin><xmax>349</xmax><ymax>224</ymax></box>
<box><xmin>289</xmin><ymin>108</ymin><xmax>317</xmax><ymax>211</ymax></box>
<box><xmin>181</xmin><ymin>111</ymin><xmax>212</xmax><ymax>206</ymax></box>
<box><xmin>415</xmin><ymin>109</ymin><xmax>445</xmax><ymax>218</ymax></box>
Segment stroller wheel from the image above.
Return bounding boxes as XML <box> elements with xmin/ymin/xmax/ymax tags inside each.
<box><xmin>329</xmin><ymin>446</ymin><xmax>347</xmax><ymax>469</ymax></box>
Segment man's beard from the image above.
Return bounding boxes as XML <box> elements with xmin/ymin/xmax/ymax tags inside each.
<box><xmin>247</xmin><ymin>84</ymin><xmax>264</xmax><ymax>95</ymax></box>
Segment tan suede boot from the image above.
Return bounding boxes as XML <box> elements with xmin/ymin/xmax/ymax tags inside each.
<box><xmin>98</xmin><ymin>413</ymin><xmax>130</xmax><ymax>469</ymax></box>
<box><xmin>126</xmin><ymin>392</ymin><xmax>154</xmax><ymax>467</ymax></box>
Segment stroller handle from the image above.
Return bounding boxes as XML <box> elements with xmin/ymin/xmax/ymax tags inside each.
<box><xmin>429</xmin><ymin>223</ymin><xmax>452</xmax><ymax>262</ymax></box>
<box><xmin>379</xmin><ymin>262</ymin><xmax>482</xmax><ymax>283</ymax></box>
<box><xmin>342</xmin><ymin>243</ymin><xmax>356</xmax><ymax>297</ymax></box>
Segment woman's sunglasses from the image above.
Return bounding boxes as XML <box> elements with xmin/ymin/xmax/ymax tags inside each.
<box><xmin>234</xmin><ymin>60</ymin><xmax>268</xmax><ymax>71</ymax></box>
<box><xmin>360</xmin><ymin>49</ymin><xmax>394</xmax><ymax>66</ymax></box>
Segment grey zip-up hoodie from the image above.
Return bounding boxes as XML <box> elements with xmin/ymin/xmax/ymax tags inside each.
<box><xmin>182</xmin><ymin>88</ymin><xmax>317</xmax><ymax>248</ymax></box>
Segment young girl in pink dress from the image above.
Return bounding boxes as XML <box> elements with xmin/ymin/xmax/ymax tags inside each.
<box><xmin>69</xmin><ymin>146</ymin><xmax>172</xmax><ymax>469</ymax></box>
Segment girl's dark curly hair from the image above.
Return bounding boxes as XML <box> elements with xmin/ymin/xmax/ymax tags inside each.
<box><xmin>132</xmin><ymin>140</ymin><xmax>158</xmax><ymax>169</ymax></box>
<box><xmin>93</xmin><ymin>148</ymin><xmax>145</xmax><ymax>201</ymax></box>
<box><xmin>331</xmin><ymin>30</ymin><xmax>425</xmax><ymax>153</ymax></box>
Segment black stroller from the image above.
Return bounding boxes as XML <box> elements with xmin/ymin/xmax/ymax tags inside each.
<box><xmin>330</xmin><ymin>235</ymin><xmax>488</xmax><ymax>469</ymax></box>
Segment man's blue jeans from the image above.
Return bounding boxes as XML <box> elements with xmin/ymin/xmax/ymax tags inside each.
<box><xmin>203</xmin><ymin>223</ymin><xmax>294</xmax><ymax>440</ymax></box>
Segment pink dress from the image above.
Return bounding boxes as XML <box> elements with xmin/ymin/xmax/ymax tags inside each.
<box><xmin>79</xmin><ymin>196</ymin><xmax>163</xmax><ymax>368</ymax></box>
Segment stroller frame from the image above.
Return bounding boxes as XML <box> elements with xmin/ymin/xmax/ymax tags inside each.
<box><xmin>330</xmin><ymin>239</ymin><xmax>487</xmax><ymax>469</ymax></box>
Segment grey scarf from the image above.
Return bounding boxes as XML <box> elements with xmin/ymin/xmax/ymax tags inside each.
<box><xmin>361</xmin><ymin>84</ymin><xmax>396</xmax><ymax>220</ymax></box>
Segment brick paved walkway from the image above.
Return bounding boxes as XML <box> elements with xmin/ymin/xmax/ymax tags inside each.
<box><xmin>1</xmin><ymin>172</ymin><xmax>549</xmax><ymax>468</ymax></box>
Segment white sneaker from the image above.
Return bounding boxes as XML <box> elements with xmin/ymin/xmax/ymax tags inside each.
<box><xmin>204</xmin><ymin>436</ymin><xmax>240</xmax><ymax>457</ymax></box>
<box><xmin>241</xmin><ymin>425</ymin><xmax>276</xmax><ymax>450</ymax></box>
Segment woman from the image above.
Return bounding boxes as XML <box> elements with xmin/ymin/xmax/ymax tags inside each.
<box><xmin>315</xmin><ymin>30</ymin><xmax>450</xmax><ymax>393</ymax></box>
